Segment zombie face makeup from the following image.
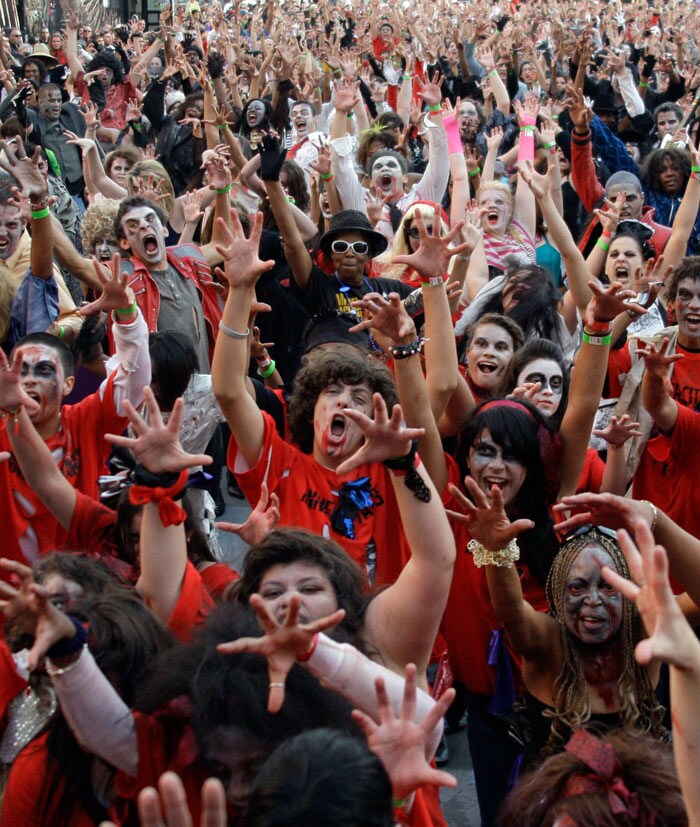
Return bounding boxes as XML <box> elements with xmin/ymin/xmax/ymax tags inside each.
<box><xmin>466</xmin><ymin>322</ymin><xmax>515</xmax><ymax>391</ymax></box>
<box><xmin>246</xmin><ymin>99</ymin><xmax>267</xmax><ymax>128</ymax></box>
<box><xmin>468</xmin><ymin>428</ymin><xmax>527</xmax><ymax>506</ymax></box>
<box><xmin>118</xmin><ymin>205</ymin><xmax>168</xmax><ymax>269</ymax></box>
<box><xmin>369</xmin><ymin>155</ymin><xmax>405</xmax><ymax>200</ymax></box>
<box><xmin>563</xmin><ymin>545</ymin><xmax>623</xmax><ymax>645</ymax></box>
<box><xmin>312</xmin><ymin>380</ymin><xmax>373</xmax><ymax>468</ymax></box>
<box><xmin>17</xmin><ymin>344</ymin><xmax>72</xmax><ymax>431</ymax></box>
<box><xmin>0</xmin><ymin>204</ymin><xmax>25</xmax><ymax>260</ymax></box>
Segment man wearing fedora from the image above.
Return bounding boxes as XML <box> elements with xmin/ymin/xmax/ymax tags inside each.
<box><xmin>259</xmin><ymin>135</ymin><xmax>413</xmax><ymax>352</ymax></box>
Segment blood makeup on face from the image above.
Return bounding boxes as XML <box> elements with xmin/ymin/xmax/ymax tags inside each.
<box><xmin>563</xmin><ymin>545</ymin><xmax>622</xmax><ymax>646</ymax></box>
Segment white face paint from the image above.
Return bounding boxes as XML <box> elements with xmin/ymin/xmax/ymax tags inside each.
<box><xmin>370</xmin><ymin>155</ymin><xmax>404</xmax><ymax>199</ymax></box>
<box><xmin>118</xmin><ymin>205</ymin><xmax>168</xmax><ymax>269</ymax></box>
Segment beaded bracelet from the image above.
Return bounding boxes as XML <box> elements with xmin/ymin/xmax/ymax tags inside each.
<box><xmin>214</xmin><ymin>184</ymin><xmax>232</xmax><ymax>194</ymax></box>
<box><xmin>468</xmin><ymin>167</ymin><xmax>481</xmax><ymax>178</ymax></box>
<box><xmin>388</xmin><ymin>337</ymin><xmax>427</xmax><ymax>359</ymax></box>
<box><xmin>257</xmin><ymin>358</ymin><xmax>276</xmax><ymax>378</ymax></box>
<box><xmin>468</xmin><ymin>537</ymin><xmax>519</xmax><ymax>568</ymax></box>
<box><xmin>596</xmin><ymin>238</ymin><xmax>610</xmax><ymax>252</ymax></box>
<box><xmin>30</xmin><ymin>206</ymin><xmax>50</xmax><ymax>220</ymax></box>
<box><xmin>219</xmin><ymin>322</ymin><xmax>250</xmax><ymax>339</ymax></box>
<box><xmin>582</xmin><ymin>331</ymin><xmax>612</xmax><ymax>346</ymax></box>
<box><xmin>0</xmin><ymin>403</ymin><xmax>23</xmax><ymax>434</ymax></box>
<box><xmin>114</xmin><ymin>301</ymin><xmax>138</xmax><ymax>316</ymax></box>
<box><xmin>320</xmin><ymin>171</ymin><xmax>334</xmax><ymax>180</ymax></box>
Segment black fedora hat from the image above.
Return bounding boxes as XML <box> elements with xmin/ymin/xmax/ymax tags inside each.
<box><xmin>319</xmin><ymin>209</ymin><xmax>388</xmax><ymax>258</ymax></box>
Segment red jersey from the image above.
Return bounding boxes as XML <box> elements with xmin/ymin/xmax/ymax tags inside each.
<box><xmin>227</xmin><ymin>412</ymin><xmax>411</xmax><ymax>586</ymax></box>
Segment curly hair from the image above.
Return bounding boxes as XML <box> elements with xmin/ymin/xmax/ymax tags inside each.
<box><xmin>80</xmin><ymin>199</ymin><xmax>120</xmax><ymax>253</ymax></box>
<box><xmin>643</xmin><ymin>146</ymin><xmax>691</xmax><ymax>194</ymax></box>
<box><xmin>287</xmin><ymin>345</ymin><xmax>398</xmax><ymax>455</ymax></box>
<box><xmin>104</xmin><ymin>146</ymin><xmax>141</xmax><ymax>180</ymax></box>
<box><xmin>499</xmin><ymin>729</ymin><xmax>684</xmax><ymax>827</ymax></box>
<box><xmin>85</xmin><ymin>49</ymin><xmax>125</xmax><ymax>84</ymax></box>
<box><xmin>375</xmin><ymin>201</ymin><xmax>451</xmax><ymax>282</ymax></box>
<box><xmin>356</xmin><ymin>127</ymin><xmax>399</xmax><ymax>171</ymax></box>
<box><xmin>544</xmin><ymin>529</ymin><xmax>665</xmax><ymax>748</ymax></box>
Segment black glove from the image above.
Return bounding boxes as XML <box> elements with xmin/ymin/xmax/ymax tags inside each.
<box><xmin>258</xmin><ymin>133</ymin><xmax>287</xmax><ymax>182</ymax></box>
<box><xmin>642</xmin><ymin>54</ymin><xmax>656</xmax><ymax>79</ymax></box>
<box><xmin>495</xmin><ymin>15</ymin><xmax>510</xmax><ymax>32</ymax></box>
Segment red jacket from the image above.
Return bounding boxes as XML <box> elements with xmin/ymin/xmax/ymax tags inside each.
<box><xmin>570</xmin><ymin>129</ymin><xmax>672</xmax><ymax>257</ymax></box>
<box><xmin>120</xmin><ymin>245</ymin><xmax>222</xmax><ymax>363</ymax></box>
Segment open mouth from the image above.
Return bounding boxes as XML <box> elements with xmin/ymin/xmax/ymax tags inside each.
<box><xmin>379</xmin><ymin>173</ymin><xmax>394</xmax><ymax>190</ymax></box>
<box><xmin>142</xmin><ymin>233</ymin><xmax>159</xmax><ymax>255</ymax></box>
<box><xmin>487</xmin><ymin>209</ymin><xmax>500</xmax><ymax>223</ymax></box>
<box><xmin>295</xmin><ymin>118</ymin><xmax>307</xmax><ymax>129</ymax></box>
<box><xmin>580</xmin><ymin>615</ymin><xmax>606</xmax><ymax>629</ymax></box>
<box><xmin>330</xmin><ymin>414</ymin><xmax>346</xmax><ymax>438</ymax></box>
<box><xmin>477</xmin><ymin>361</ymin><xmax>497</xmax><ymax>374</ymax></box>
<box><xmin>0</xmin><ymin>238</ymin><xmax>9</xmax><ymax>253</ymax></box>
<box><xmin>484</xmin><ymin>477</ymin><xmax>506</xmax><ymax>489</ymax></box>
<box><xmin>684</xmin><ymin>314</ymin><xmax>700</xmax><ymax>327</ymax></box>
<box><xmin>98</xmin><ymin>250</ymin><xmax>112</xmax><ymax>261</ymax></box>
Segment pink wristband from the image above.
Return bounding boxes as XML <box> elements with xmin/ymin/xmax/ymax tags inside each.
<box><xmin>518</xmin><ymin>130</ymin><xmax>535</xmax><ymax>163</ymax></box>
<box><xmin>520</xmin><ymin>115</ymin><xmax>537</xmax><ymax>127</ymax></box>
<box><xmin>443</xmin><ymin>117</ymin><xmax>463</xmax><ymax>155</ymax></box>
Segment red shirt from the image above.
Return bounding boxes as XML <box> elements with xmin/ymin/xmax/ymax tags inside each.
<box><xmin>633</xmin><ymin>403</ymin><xmax>700</xmax><ymax>539</ymax></box>
<box><xmin>0</xmin><ymin>372</ymin><xmax>128</xmax><ymax>569</ymax></box>
<box><xmin>74</xmin><ymin>72</ymin><xmax>139</xmax><ymax>131</ymax></box>
<box><xmin>227</xmin><ymin>412</ymin><xmax>411</xmax><ymax>587</ymax></box>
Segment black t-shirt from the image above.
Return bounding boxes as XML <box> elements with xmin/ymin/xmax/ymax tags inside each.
<box><xmin>291</xmin><ymin>264</ymin><xmax>413</xmax><ymax>350</ymax></box>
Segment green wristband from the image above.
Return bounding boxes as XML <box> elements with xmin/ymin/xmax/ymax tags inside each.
<box><xmin>639</xmin><ymin>82</ymin><xmax>649</xmax><ymax>88</ymax></box>
<box><xmin>544</xmin><ymin>141</ymin><xmax>556</xmax><ymax>149</ymax></box>
<box><xmin>130</xmin><ymin>121</ymin><xmax>142</xmax><ymax>131</ymax></box>
<box><xmin>427</xmin><ymin>104</ymin><xmax>442</xmax><ymax>113</ymax></box>
<box><xmin>216</xmin><ymin>123</ymin><xmax>228</xmax><ymax>129</ymax></box>
<box><xmin>582</xmin><ymin>331</ymin><xmax>612</xmax><ymax>346</ymax></box>
<box><xmin>57</xmin><ymin>325</ymin><xmax>66</xmax><ymax>339</ymax></box>
<box><xmin>258</xmin><ymin>358</ymin><xmax>276</xmax><ymax>378</ymax></box>
<box><xmin>468</xmin><ymin>167</ymin><xmax>481</xmax><ymax>178</ymax></box>
<box><xmin>114</xmin><ymin>301</ymin><xmax>138</xmax><ymax>316</ymax></box>
<box><xmin>692</xmin><ymin>166</ymin><xmax>700</xmax><ymax>173</ymax></box>
<box><xmin>319</xmin><ymin>171</ymin><xmax>333</xmax><ymax>180</ymax></box>
<box><xmin>31</xmin><ymin>207</ymin><xmax>50</xmax><ymax>220</ymax></box>
<box><xmin>215</xmin><ymin>185</ymin><xmax>232</xmax><ymax>193</ymax></box>
<box><xmin>596</xmin><ymin>238</ymin><xmax>610</xmax><ymax>252</ymax></box>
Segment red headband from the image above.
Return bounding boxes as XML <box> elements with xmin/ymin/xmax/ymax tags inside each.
<box><xmin>478</xmin><ymin>399</ymin><xmax>537</xmax><ymax>422</ymax></box>
<box><xmin>562</xmin><ymin>729</ymin><xmax>655</xmax><ymax>826</ymax></box>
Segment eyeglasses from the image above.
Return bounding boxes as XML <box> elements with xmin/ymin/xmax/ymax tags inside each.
<box><xmin>407</xmin><ymin>225</ymin><xmax>433</xmax><ymax>239</ymax></box>
<box><xmin>331</xmin><ymin>240</ymin><xmax>369</xmax><ymax>255</ymax></box>
<box><xmin>561</xmin><ymin>524</ymin><xmax>618</xmax><ymax>544</ymax></box>
<box><xmin>522</xmin><ymin>372</ymin><xmax>564</xmax><ymax>393</ymax></box>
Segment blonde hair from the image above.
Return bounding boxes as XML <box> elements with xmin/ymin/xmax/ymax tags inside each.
<box><xmin>375</xmin><ymin>202</ymin><xmax>452</xmax><ymax>281</ymax></box>
<box><xmin>80</xmin><ymin>199</ymin><xmax>120</xmax><ymax>253</ymax></box>
<box><xmin>125</xmin><ymin>160</ymin><xmax>175</xmax><ymax>219</ymax></box>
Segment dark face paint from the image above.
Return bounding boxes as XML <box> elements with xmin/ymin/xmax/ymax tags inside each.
<box><xmin>563</xmin><ymin>545</ymin><xmax>623</xmax><ymax>646</ymax></box>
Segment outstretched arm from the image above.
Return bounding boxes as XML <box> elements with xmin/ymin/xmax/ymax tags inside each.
<box><xmin>333</xmin><ymin>396</ymin><xmax>456</xmax><ymax>679</ymax></box>
<box><xmin>640</xmin><ymin>338</ymin><xmax>683</xmax><ymax>434</ymax></box>
<box><xmin>211</xmin><ymin>210</ymin><xmax>275</xmax><ymax>468</ymax></box>
<box><xmin>105</xmin><ymin>387</ymin><xmax>212</xmax><ymax>626</ymax></box>
<box><xmin>602</xmin><ymin>524</ymin><xmax>700</xmax><ymax>826</ymax></box>
<box><xmin>448</xmin><ymin>477</ymin><xmax>556</xmax><ymax>660</ymax></box>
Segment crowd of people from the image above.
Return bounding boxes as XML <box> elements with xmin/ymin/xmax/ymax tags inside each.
<box><xmin>2</xmin><ymin>0</ymin><xmax>700</xmax><ymax>824</ymax></box>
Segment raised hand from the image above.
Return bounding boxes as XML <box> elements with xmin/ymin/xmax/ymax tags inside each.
<box><xmin>333</xmin><ymin>77</ymin><xmax>360</xmax><ymax>113</ymax></box>
<box><xmin>592</xmin><ymin>413</ymin><xmax>643</xmax><ymax>448</ymax></box>
<box><xmin>216</xmin><ymin>481</ymin><xmax>280</xmax><ymax>546</ymax></box>
<box><xmin>0</xmin><ymin>349</ymin><xmax>40</xmax><ymax>415</ymax></box>
<box><xmin>391</xmin><ymin>207</ymin><xmax>469</xmax><ymax>279</ymax></box>
<box><xmin>105</xmin><ymin>386</ymin><xmax>212</xmax><ymax>474</ymax></box>
<box><xmin>258</xmin><ymin>132</ymin><xmax>287</xmax><ymax>182</ymax></box>
<box><xmin>563</xmin><ymin>84</ymin><xmax>590</xmax><ymax>132</ymax></box>
<box><xmin>0</xmin><ymin>567</ymin><xmax>77</xmax><ymax>671</ymax></box>
<box><xmin>518</xmin><ymin>158</ymin><xmax>552</xmax><ymax>200</ymax></box>
<box><xmin>0</xmin><ymin>140</ymin><xmax>48</xmax><ymax>200</ymax></box>
<box><xmin>334</xmin><ymin>394</ymin><xmax>424</xmax><ymax>476</ymax></box>
<box><xmin>638</xmin><ymin>337</ymin><xmax>684</xmax><ymax>383</ymax></box>
<box><xmin>79</xmin><ymin>252</ymin><xmax>134</xmax><ymax>316</ymax></box>
<box><xmin>201</xmin><ymin>145</ymin><xmax>232</xmax><ymax>192</ymax></box>
<box><xmin>63</xmin><ymin>129</ymin><xmax>97</xmax><ymax>154</ymax></box>
<box><xmin>415</xmin><ymin>72</ymin><xmax>443</xmax><ymax>108</ymax></box>
<box><xmin>216</xmin><ymin>593</ymin><xmax>345</xmax><ymax>713</ymax></box>
<box><xmin>586</xmin><ymin>279</ymin><xmax>646</xmax><ymax>325</ymax></box>
<box><xmin>593</xmin><ymin>190</ymin><xmax>626</xmax><ymax>238</ymax></box>
<box><xmin>447</xmin><ymin>476</ymin><xmax>534</xmax><ymax>551</ymax></box>
<box><xmin>348</xmin><ymin>292</ymin><xmax>416</xmax><ymax>345</ymax></box>
<box><xmin>214</xmin><ymin>210</ymin><xmax>275</xmax><ymax>289</ymax></box>
<box><xmin>181</xmin><ymin>188</ymin><xmax>205</xmax><ymax>226</ymax></box>
<box><xmin>352</xmin><ymin>664</ymin><xmax>457</xmax><ymax>798</ymax></box>
<box><xmin>600</xmin><ymin>523</ymin><xmax>698</xmax><ymax>669</ymax></box>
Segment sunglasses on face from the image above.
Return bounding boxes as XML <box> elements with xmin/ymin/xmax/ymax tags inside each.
<box><xmin>331</xmin><ymin>240</ymin><xmax>369</xmax><ymax>255</ymax></box>
<box><xmin>561</xmin><ymin>524</ymin><xmax>618</xmax><ymax>544</ymax></box>
<box><xmin>407</xmin><ymin>225</ymin><xmax>433</xmax><ymax>239</ymax></box>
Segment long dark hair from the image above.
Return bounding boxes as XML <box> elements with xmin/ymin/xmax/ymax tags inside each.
<box><xmin>36</xmin><ymin>592</ymin><xmax>175</xmax><ymax>827</ymax></box>
<box><xmin>457</xmin><ymin>400</ymin><xmax>561</xmax><ymax>584</ymax></box>
<box><xmin>481</xmin><ymin>261</ymin><xmax>564</xmax><ymax>343</ymax></box>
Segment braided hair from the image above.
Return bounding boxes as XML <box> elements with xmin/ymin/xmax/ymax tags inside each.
<box><xmin>544</xmin><ymin>529</ymin><xmax>665</xmax><ymax>749</ymax></box>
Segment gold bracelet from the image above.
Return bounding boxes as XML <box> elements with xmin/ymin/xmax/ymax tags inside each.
<box><xmin>468</xmin><ymin>537</ymin><xmax>520</xmax><ymax>568</ymax></box>
<box><xmin>640</xmin><ymin>499</ymin><xmax>658</xmax><ymax>532</ymax></box>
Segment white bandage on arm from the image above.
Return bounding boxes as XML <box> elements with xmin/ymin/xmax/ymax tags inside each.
<box><xmin>304</xmin><ymin>634</ymin><xmax>444</xmax><ymax>758</ymax></box>
<box><xmin>50</xmin><ymin>648</ymin><xmax>138</xmax><ymax>776</ymax></box>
